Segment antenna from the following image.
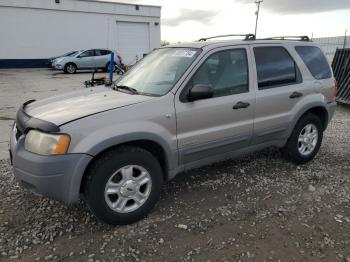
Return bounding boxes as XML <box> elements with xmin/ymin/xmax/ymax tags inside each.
<box><xmin>254</xmin><ymin>0</ymin><xmax>263</xmax><ymax>37</ymax></box>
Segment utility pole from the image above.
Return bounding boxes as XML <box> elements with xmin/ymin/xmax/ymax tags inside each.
<box><xmin>343</xmin><ymin>28</ymin><xmax>347</xmax><ymax>49</ymax></box>
<box><xmin>254</xmin><ymin>0</ymin><xmax>263</xmax><ymax>37</ymax></box>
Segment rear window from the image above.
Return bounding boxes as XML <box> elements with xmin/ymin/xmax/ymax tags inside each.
<box><xmin>295</xmin><ymin>46</ymin><xmax>331</xmax><ymax>80</ymax></box>
<box><xmin>95</xmin><ymin>50</ymin><xmax>111</xmax><ymax>56</ymax></box>
<box><xmin>254</xmin><ymin>46</ymin><xmax>297</xmax><ymax>89</ymax></box>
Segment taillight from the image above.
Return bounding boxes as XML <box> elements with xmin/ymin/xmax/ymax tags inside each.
<box><xmin>333</xmin><ymin>79</ymin><xmax>338</xmax><ymax>99</ymax></box>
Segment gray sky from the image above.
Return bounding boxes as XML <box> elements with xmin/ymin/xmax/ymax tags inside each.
<box><xmin>102</xmin><ymin>0</ymin><xmax>350</xmax><ymax>42</ymax></box>
<box><xmin>235</xmin><ymin>0</ymin><xmax>350</xmax><ymax>13</ymax></box>
<box><xmin>162</xmin><ymin>9</ymin><xmax>217</xmax><ymax>26</ymax></box>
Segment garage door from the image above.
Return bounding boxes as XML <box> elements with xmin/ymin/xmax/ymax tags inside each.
<box><xmin>116</xmin><ymin>22</ymin><xmax>150</xmax><ymax>65</ymax></box>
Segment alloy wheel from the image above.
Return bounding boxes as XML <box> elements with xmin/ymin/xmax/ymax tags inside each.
<box><xmin>104</xmin><ymin>165</ymin><xmax>152</xmax><ymax>213</ymax></box>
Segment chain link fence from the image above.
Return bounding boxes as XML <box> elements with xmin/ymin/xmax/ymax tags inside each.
<box><xmin>312</xmin><ymin>35</ymin><xmax>350</xmax><ymax>62</ymax></box>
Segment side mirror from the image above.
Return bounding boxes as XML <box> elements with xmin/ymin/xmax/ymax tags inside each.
<box><xmin>188</xmin><ymin>84</ymin><xmax>213</xmax><ymax>101</ymax></box>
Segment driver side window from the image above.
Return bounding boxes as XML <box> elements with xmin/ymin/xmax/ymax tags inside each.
<box><xmin>79</xmin><ymin>50</ymin><xmax>95</xmax><ymax>58</ymax></box>
<box><xmin>189</xmin><ymin>49</ymin><xmax>249</xmax><ymax>98</ymax></box>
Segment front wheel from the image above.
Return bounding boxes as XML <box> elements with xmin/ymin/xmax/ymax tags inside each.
<box><xmin>281</xmin><ymin>113</ymin><xmax>323</xmax><ymax>164</ymax></box>
<box><xmin>83</xmin><ymin>146</ymin><xmax>163</xmax><ymax>225</ymax></box>
<box><xmin>64</xmin><ymin>63</ymin><xmax>77</xmax><ymax>74</ymax></box>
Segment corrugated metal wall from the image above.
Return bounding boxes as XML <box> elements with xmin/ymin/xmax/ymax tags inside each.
<box><xmin>332</xmin><ymin>48</ymin><xmax>350</xmax><ymax>105</ymax></box>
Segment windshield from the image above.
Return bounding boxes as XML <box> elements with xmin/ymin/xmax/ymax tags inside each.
<box><xmin>59</xmin><ymin>51</ymin><xmax>77</xmax><ymax>57</ymax></box>
<box><xmin>67</xmin><ymin>51</ymin><xmax>78</xmax><ymax>57</ymax></box>
<box><xmin>74</xmin><ymin>50</ymin><xmax>85</xmax><ymax>57</ymax></box>
<box><xmin>115</xmin><ymin>48</ymin><xmax>201</xmax><ymax>96</ymax></box>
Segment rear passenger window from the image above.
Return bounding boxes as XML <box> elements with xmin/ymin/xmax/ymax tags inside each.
<box><xmin>295</xmin><ymin>46</ymin><xmax>331</xmax><ymax>80</ymax></box>
<box><xmin>254</xmin><ymin>47</ymin><xmax>297</xmax><ymax>89</ymax></box>
<box><xmin>96</xmin><ymin>50</ymin><xmax>110</xmax><ymax>56</ymax></box>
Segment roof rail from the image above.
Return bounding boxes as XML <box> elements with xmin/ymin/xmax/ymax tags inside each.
<box><xmin>262</xmin><ymin>36</ymin><xmax>311</xmax><ymax>41</ymax></box>
<box><xmin>198</xmin><ymin>34</ymin><xmax>256</xmax><ymax>42</ymax></box>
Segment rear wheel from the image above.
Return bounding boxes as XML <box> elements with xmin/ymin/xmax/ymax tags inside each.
<box><xmin>83</xmin><ymin>146</ymin><xmax>163</xmax><ymax>225</ymax></box>
<box><xmin>281</xmin><ymin>113</ymin><xmax>323</xmax><ymax>164</ymax></box>
<box><xmin>105</xmin><ymin>62</ymin><xmax>116</xmax><ymax>72</ymax></box>
<box><xmin>64</xmin><ymin>63</ymin><xmax>77</xmax><ymax>74</ymax></box>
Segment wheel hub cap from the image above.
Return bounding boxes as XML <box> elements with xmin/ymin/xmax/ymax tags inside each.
<box><xmin>104</xmin><ymin>165</ymin><xmax>152</xmax><ymax>213</ymax></box>
<box><xmin>120</xmin><ymin>180</ymin><xmax>138</xmax><ymax>197</ymax></box>
<box><xmin>298</xmin><ymin>123</ymin><xmax>318</xmax><ymax>156</ymax></box>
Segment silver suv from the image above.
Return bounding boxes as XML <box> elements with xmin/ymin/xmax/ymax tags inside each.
<box><xmin>54</xmin><ymin>49</ymin><xmax>114</xmax><ymax>74</ymax></box>
<box><xmin>10</xmin><ymin>35</ymin><xmax>337</xmax><ymax>225</ymax></box>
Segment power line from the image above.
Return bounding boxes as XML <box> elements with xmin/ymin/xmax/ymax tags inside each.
<box><xmin>254</xmin><ymin>0</ymin><xmax>263</xmax><ymax>37</ymax></box>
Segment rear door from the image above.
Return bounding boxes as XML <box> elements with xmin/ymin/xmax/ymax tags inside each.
<box><xmin>95</xmin><ymin>49</ymin><xmax>111</xmax><ymax>68</ymax></box>
<box><xmin>175</xmin><ymin>46</ymin><xmax>255</xmax><ymax>166</ymax></box>
<box><xmin>250</xmin><ymin>44</ymin><xmax>314</xmax><ymax>144</ymax></box>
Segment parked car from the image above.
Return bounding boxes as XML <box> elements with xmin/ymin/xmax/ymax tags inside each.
<box><xmin>47</xmin><ymin>51</ymin><xmax>78</xmax><ymax>68</ymax></box>
<box><xmin>54</xmin><ymin>49</ymin><xmax>121</xmax><ymax>74</ymax></box>
<box><xmin>10</xmin><ymin>35</ymin><xmax>337</xmax><ymax>225</ymax></box>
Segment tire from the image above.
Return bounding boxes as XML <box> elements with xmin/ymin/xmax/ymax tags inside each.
<box><xmin>281</xmin><ymin>113</ymin><xmax>323</xmax><ymax>164</ymax></box>
<box><xmin>83</xmin><ymin>146</ymin><xmax>163</xmax><ymax>225</ymax></box>
<box><xmin>64</xmin><ymin>63</ymin><xmax>77</xmax><ymax>74</ymax></box>
<box><xmin>105</xmin><ymin>62</ymin><xmax>116</xmax><ymax>73</ymax></box>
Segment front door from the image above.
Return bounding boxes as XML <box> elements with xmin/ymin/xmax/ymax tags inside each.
<box><xmin>175</xmin><ymin>46</ymin><xmax>255</xmax><ymax>166</ymax></box>
<box><xmin>76</xmin><ymin>49</ymin><xmax>96</xmax><ymax>69</ymax></box>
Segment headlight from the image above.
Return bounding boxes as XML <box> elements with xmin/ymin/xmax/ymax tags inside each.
<box><xmin>55</xmin><ymin>58</ymin><xmax>63</xmax><ymax>64</ymax></box>
<box><xmin>24</xmin><ymin>130</ymin><xmax>70</xmax><ymax>155</ymax></box>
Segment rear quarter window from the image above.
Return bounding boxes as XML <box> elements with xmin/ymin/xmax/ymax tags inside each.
<box><xmin>295</xmin><ymin>46</ymin><xmax>332</xmax><ymax>80</ymax></box>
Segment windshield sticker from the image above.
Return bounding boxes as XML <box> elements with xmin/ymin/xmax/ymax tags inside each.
<box><xmin>172</xmin><ymin>50</ymin><xmax>197</xmax><ymax>58</ymax></box>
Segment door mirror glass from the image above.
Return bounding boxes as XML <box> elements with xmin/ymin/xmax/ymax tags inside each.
<box><xmin>188</xmin><ymin>84</ymin><xmax>213</xmax><ymax>101</ymax></box>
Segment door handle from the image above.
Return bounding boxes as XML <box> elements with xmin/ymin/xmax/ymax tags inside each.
<box><xmin>289</xmin><ymin>91</ymin><xmax>303</xmax><ymax>99</ymax></box>
<box><xmin>233</xmin><ymin>101</ymin><xmax>250</xmax><ymax>110</ymax></box>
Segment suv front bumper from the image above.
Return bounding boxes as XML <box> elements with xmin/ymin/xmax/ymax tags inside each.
<box><xmin>10</xmin><ymin>131</ymin><xmax>92</xmax><ymax>203</ymax></box>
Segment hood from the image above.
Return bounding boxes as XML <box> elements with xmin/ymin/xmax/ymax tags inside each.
<box><xmin>25</xmin><ymin>86</ymin><xmax>154</xmax><ymax>125</ymax></box>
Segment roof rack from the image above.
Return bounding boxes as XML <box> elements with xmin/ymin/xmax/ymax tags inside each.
<box><xmin>262</xmin><ymin>36</ymin><xmax>311</xmax><ymax>41</ymax></box>
<box><xmin>198</xmin><ymin>34</ymin><xmax>256</xmax><ymax>42</ymax></box>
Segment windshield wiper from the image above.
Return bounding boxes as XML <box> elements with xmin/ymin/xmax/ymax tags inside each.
<box><xmin>113</xmin><ymin>85</ymin><xmax>139</xmax><ymax>95</ymax></box>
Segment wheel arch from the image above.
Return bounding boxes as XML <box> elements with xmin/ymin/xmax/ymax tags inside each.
<box><xmin>64</xmin><ymin>62</ymin><xmax>78</xmax><ymax>71</ymax></box>
<box><xmin>79</xmin><ymin>139</ymin><xmax>171</xmax><ymax>194</ymax></box>
<box><xmin>287</xmin><ymin>103</ymin><xmax>329</xmax><ymax>139</ymax></box>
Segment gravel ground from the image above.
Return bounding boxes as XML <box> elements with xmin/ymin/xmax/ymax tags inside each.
<box><xmin>0</xmin><ymin>105</ymin><xmax>349</xmax><ymax>262</ymax></box>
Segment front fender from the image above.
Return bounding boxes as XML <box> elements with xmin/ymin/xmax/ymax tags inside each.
<box><xmin>62</xmin><ymin>120</ymin><xmax>178</xmax><ymax>171</ymax></box>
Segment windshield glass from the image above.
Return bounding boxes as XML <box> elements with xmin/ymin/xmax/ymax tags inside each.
<box><xmin>59</xmin><ymin>51</ymin><xmax>76</xmax><ymax>57</ymax></box>
<box><xmin>67</xmin><ymin>51</ymin><xmax>78</xmax><ymax>57</ymax></box>
<box><xmin>116</xmin><ymin>48</ymin><xmax>201</xmax><ymax>96</ymax></box>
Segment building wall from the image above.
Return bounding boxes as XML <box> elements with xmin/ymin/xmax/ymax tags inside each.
<box><xmin>0</xmin><ymin>0</ymin><xmax>161</xmax><ymax>67</ymax></box>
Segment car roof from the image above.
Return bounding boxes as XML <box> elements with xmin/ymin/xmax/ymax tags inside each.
<box><xmin>80</xmin><ymin>48</ymin><xmax>110</xmax><ymax>51</ymax></box>
<box><xmin>166</xmin><ymin>39</ymin><xmax>319</xmax><ymax>50</ymax></box>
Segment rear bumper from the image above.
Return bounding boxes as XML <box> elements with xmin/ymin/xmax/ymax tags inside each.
<box><xmin>10</xmin><ymin>133</ymin><xmax>92</xmax><ymax>203</ymax></box>
<box><xmin>326</xmin><ymin>101</ymin><xmax>337</xmax><ymax>126</ymax></box>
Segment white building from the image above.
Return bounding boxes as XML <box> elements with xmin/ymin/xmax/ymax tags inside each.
<box><xmin>0</xmin><ymin>0</ymin><xmax>161</xmax><ymax>67</ymax></box>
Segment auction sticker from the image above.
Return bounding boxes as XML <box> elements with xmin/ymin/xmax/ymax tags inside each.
<box><xmin>172</xmin><ymin>50</ymin><xmax>197</xmax><ymax>58</ymax></box>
